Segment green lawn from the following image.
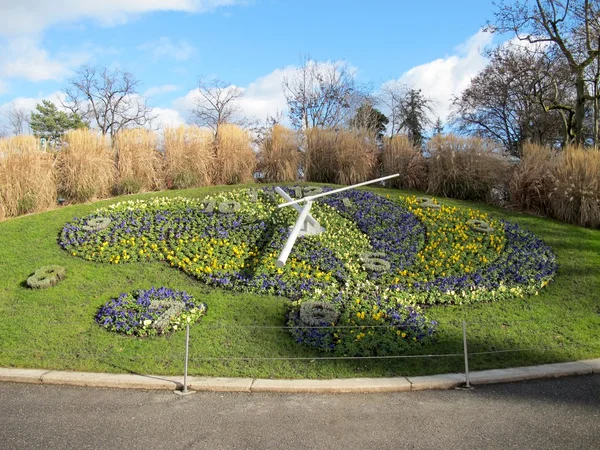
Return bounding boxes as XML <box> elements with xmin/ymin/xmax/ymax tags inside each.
<box><xmin>1</xmin><ymin>183</ymin><xmax>599</xmax><ymax>378</ymax></box>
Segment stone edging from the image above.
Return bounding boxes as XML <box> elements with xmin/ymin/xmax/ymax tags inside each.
<box><xmin>1</xmin><ymin>359</ymin><xmax>599</xmax><ymax>393</ymax></box>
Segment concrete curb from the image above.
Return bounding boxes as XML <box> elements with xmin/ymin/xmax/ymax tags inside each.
<box><xmin>1</xmin><ymin>358</ymin><xmax>598</xmax><ymax>393</ymax></box>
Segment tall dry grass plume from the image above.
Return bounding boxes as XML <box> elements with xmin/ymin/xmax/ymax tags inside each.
<box><xmin>163</xmin><ymin>126</ymin><xmax>213</xmax><ymax>189</ymax></box>
<box><xmin>550</xmin><ymin>147</ymin><xmax>600</xmax><ymax>228</ymax></box>
<box><xmin>257</xmin><ymin>124</ymin><xmax>300</xmax><ymax>182</ymax></box>
<box><xmin>214</xmin><ymin>124</ymin><xmax>256</xmax><ymax>185</ymax></box>
<box><xmin>58</xmin><ymin>129</ymin><xmax>115</xmax><ymax>202</ymax></box>
<box><xmin>380</xmin><ymin>135</ymin><xmax>427</xmax><ymax>190</ymax></box>
<box><xmin>426</xmin><ymin>134</ymin><xmax>509</xmax><ymax>201</ymax></box>
<box><xmin>0</xmin><ymin>135</ymin><xmax>57</xmax><ymax>219</ymax></box>
<box><xmin>508</xmin><ymin>143</ymin><xmax>555</xmax><ymax>215</ymax></box>
<box><xmin>114</xmin><ymin>129</ymin><xmax>163</xmax><ymax>194</ymax></box>
<box><xmin>305</xmin><ymin>128</ymin><xmax>377</xmax><ymax>185</ymax></box>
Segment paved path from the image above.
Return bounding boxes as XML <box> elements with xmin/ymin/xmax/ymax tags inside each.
<box><xmin>1</xmin><ymin>375</ymin><xmax>599</xmax><ymax>450</ymax></box>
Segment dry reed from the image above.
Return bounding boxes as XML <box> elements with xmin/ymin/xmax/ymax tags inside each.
<box><xmin>163</xmin><ymin>126</ymin><xmax>213</xmax><ymax>189</ymax></box>
<box><xmin>305</xmin><ymin>128</ymin><xmax>377</xmax><ymax>185</ymax></box>
<box><xmin>426</xmin><ymin>134</ymin><xmax>509</xmax><ymax>201</ymax></box>
<box><xmin>257</xmin><ymin>124</ymin><xmax>300</xmax><ymax>182</ymax></box>
<box><xmin>549</xmin><ymin>146</ymin><xmax>600</xmax><ymax>228</ymax></box>
<box><xmin>58</xmin><ymin>129</ymin><xmax>115</xmax><ymax>202</ymax></box>
<box><xmin>0</xmin><ymin>136</ymin><xmax>57</xmax><ymax>219</ymax></box>
<box><xmin>508</xmin><ymin>143</ymin><xmax>555</xmax><ymax>215</ymax></box>
<box><xmin>113</xmin><ymin>129</ymin><xmax>163</xmax><ymax>194</ymax></box>
<box><xmin>380</xmin><ymin>135</ymin><xmax>427</xmax><ymax>190</ymax></box>
<box><xmin>214</xmin><ymin>124</ymin><xmax>256</xmax><ymax>185</ymax></box>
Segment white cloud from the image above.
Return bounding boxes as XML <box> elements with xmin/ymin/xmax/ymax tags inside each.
<box><xmin>0</xmin><ymin>0</ymin><xmax>242</xmax><ymax>36</ymax></box>
<box><xmin>386</xmin><ymin>29</ymin><xmax>494</xmax><ymax>123</ymax></box>
<box><xmin>150</xmin><ymin>106</ymin><xmax>186</xmax><ymax>129</ymax></box>
<box><xmin>139</xmin><ymin>37</ymin><xmax>195</xmax><ymax>62</ymax></box>
<box><xmin>144</xmin><ymin>84</ymin><xmax>181</xmax><ymax>98</ymax></box>
<box><xmin>0</xmin><ymin>37</ymin><xmax>92</xmax><ymax>89</ymax></box>
<box><xmin>172</xmin><ymin>67</ymin><xmax>294</xmax><ymax>125</ymax></box>
<box><xmin>238</xmin><ymin>67</ymin><xmax>291</xmax><ymax>121</ymax></box>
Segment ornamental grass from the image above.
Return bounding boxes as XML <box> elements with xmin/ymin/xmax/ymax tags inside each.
<box><xmin>380</xmin><ymin>135</ymin><xmax>427</xmax><ymax>190</ymax></box>
<box><xmin>426</xmin><ymin>134</ymin><xmax>510</xmax><ymax>202</ymax></box>
<box><xmin>0</xmin><ymin>135</ymin><xmax>56</xmax><ymax>218</ymax></box>
<box><xmin>549</xmin><ymin>146</ymin><xmax>600</xmax><ymax>228</ymax></box>
<box><xmin>58</xmin><ymin>129</ymin><xmax>115</xmax><ymax>202</ymax></box>
<box><xmin>508</xmin><ymin>143</ymin><xmax>556</xmax><ymax>215</ymax></box>
<box><xmin>213</xmin><ymin>124</ymin><xmax>256</xmax><ymax>185</ymax></box>
<box><xmin>305</xmin><ymin>128</ymin><xmax>377</xmax><ymax>185</ymax></box>
<box><xmin>257</xmin><ymin>124</ymin><xmax>300</xmax><ymax>182</ymax></box>
<box><xmin>113</xmin><ymin>129</ymin><xmax>164</xmax><ymax>194</ymax></box>
<box><xmin>163</xmin><ymin>125</ymin><xmax>213</xmax><ymax>189</ymax></box>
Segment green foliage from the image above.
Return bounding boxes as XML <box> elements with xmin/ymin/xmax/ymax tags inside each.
<box><xmin>29</xmin><ymin>100</ymin><xmax>87</xmax><ymax>143</ymax></box>
<box><xmin>334</xmin><ymin>298</ymin><xmax>434</xmax><ymax>357</ymax></box>
<box><xmin>350</xmin><ymin>103</ymin><xmax>389</xmax><ymax>139</ymax></box>
<box><xmin>397</xmin><ymin>88</ymin><xmax>434</xmax><ymax>148</ymax></box>
<box><xmin>113</xmin><ymin>177</ymin><xmax>144</xmax><ymax>196</ymax></box>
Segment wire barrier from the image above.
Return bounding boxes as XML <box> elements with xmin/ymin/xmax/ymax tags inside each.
<box><xmin>2</xmin><ymin>317</ymin><xmax>598</xmax><ymax>392</ymax></box>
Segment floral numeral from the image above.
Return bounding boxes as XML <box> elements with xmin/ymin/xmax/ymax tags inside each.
<box><xmin>150</xmin><ymin>299</ymin><xmax>185</xmax><ymax>331</ymax></box>
<box><xmin>303</xmin><ymin>186</ymin><xmax>323</xmax><ymax>196</ymax></box>
<box><xmin>218</xmin><ymin>201</ymin><xmax>241</xmax><ymax>213</ymax></box>
<box><xmin>415</xmin><ymin>197</ymin><xmax>440</xmax><ymax>209</ymax></box>
<box><xmin>248</xmin><ymin>189</ymin><xmax>258</xmax><ymax>203</ymax></box>
<box><xmin>342</xmin><ymin>198</ymin><xmax>356</xmax><ymax>210</ymax></box>
<box><xmin>467</xmin><ymin>219</ymin><xmax>493</xmax><ymax>233</ymax></box>
<box><xmin>360</xmin><ymin>252</ymin><xmax>391</xmax><ymax>272</ymax></box>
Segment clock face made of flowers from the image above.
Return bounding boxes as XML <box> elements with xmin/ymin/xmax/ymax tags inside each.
<box><xmin>60</xmin><ymin>181</ymin><xmax>557</xmax><ymax>349</ymax></box>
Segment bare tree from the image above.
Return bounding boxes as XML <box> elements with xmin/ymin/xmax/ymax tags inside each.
<box><xmin>190</xmin><ymin>78</ymin><xmax>244</xmax><ymax>137</ymax></box>
<box><xmin>62</xmin><ymin>65</ymin><xmax>156</xmax><ymax>139</ymax></box>
<box><xmin>379</xmin><ymin>81</ymin><xmax>409</xmax><ymax>136</ymax></box>
<box><xmin>282</xmin><ymin>56</ymin><xmax>366</xmax><ymax>129</ymax></box>
<box><xmin>488</xmin><ymin>0</ymin><xmax>600</xmax><ymax>145</ymax></box>
<box><xmin>451</xmin><ymin>45</ymin><xmax>566</xmax><ymax>154</ymax></box>
<box><xmin>1</xmin><ymin>102</ymin><xmax>29</xmax><ymax>136</ymax></box>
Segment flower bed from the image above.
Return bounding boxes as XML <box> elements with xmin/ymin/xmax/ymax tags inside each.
<box><xmin>61</xmin><ymin>186</ymin><xmax>557</xmax><ymax>353</ymax></box>
<box><xmin>95</xmin><ymin>287</ymin><xmax>207</xmax><ymax>337</ymax></box>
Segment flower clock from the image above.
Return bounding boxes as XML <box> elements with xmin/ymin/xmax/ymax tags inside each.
<box><xmin>60</xmin><ymin>186</ymin><xmax>557</xmax><ymax>354</ymax></box>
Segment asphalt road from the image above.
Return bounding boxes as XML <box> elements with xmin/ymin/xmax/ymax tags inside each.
<box><xmin>1</xmin><ymin>375</ymin><xmax>599</xmax><ymax>450</ymax></box>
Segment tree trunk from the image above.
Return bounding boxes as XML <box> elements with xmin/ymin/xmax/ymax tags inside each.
<box><xmin>595</xmin><ymin>49</ymin><xmax>600</xmax><ymax>150</ymax></box>
<box><xmin>574</xmin><ymin>72</ymin><xmax>587</xmax><ymax>146</ymax></box>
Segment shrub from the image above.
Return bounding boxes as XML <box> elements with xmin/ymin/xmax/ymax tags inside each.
<box><xmin>58</xmin><ymin>129</ymin><xmax>115</xmax><ymax>202</ymax></box>
<box><xmin>112</xmin><ymin>177</ymin><xmax>144</xmax><ymax>196</ymax></box>
<box><xmin>164</xmin><ymin>126</ymin><xmax>213</xmax><ymax>189</ymax></box>
<box><xmin>305</xmin><ymin>128</ymin><xmax>377</xmax><ymax>185</ymax></box>
<box><xmin>257</xmin><ymin>124</ymin><xmax>300</xmax><ymax>182</ymax></box>
<box><xmin>0</xmin><ymin>136</ymin><xmax>57</xmax><ymax>219</ymax></box>
<box><xmin>27</xmin><ymin>265</ymin><xmax>66</xmax><ymax>289</ymax></box>
<box><xmin>426</xmin><ymin>134</ymin><xmax>510</xmax><ymax>202</ymax></box>
<box><xmin>380</xmin><ymin>135</ymin><xmax>427</xmax><ymax>190</ymax></box>
<box><xmin>214</xmin><ymin>124</ymin><xmax>256</xmax><ymax>185</ymax></box>
<box><xmin>114</xmin><ymin>129</ymin><xmax>163</xmax><ymax>193</ymax></box>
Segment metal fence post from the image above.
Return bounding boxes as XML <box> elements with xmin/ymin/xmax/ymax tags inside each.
<box><xmin>174</xmin><ymin>322</ymin><xmax>194</xmax><ymax>395</ymax></box>
<box><xmin>462</xmin><ymin>320</ymin><xmax>472</xmax><ymax>389</ymax></box>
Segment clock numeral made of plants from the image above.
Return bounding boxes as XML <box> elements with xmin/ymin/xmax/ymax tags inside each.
<box><xmin>61</xmin><ymin>176</ymin><xmax>557</xmax><ymax>354</ymax></box>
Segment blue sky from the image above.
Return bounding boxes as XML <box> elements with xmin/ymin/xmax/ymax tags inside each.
<box><xmin>0</xmin><ymin>0</ymin><xmax>505</xmax><ymax>132</ymax></box>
